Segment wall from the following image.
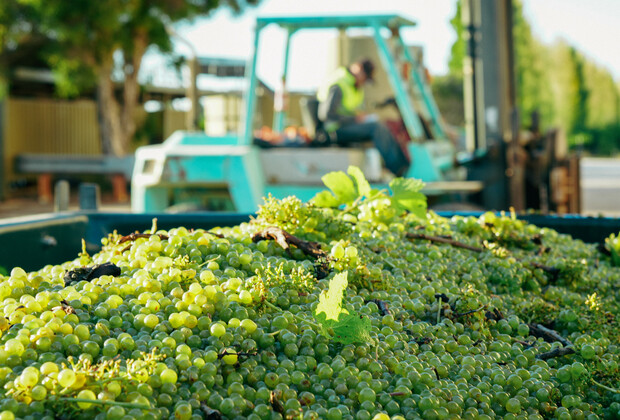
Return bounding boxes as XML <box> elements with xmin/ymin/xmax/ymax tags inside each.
<box><xmin>3</xmin><ymin>98</ymin><xmax>101</xmax><ymax>186</ymax></box>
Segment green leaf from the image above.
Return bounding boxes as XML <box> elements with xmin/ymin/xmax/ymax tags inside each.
<box><xmin>389</xmin><ymin>177</ymin><xmax>427</xmax><ymax>218</ymax></box>
<box><xmin>315</xmin><ymin>272</ymin><xmax>349</xmax><ymax>321</ymax></box>
<box><xmin>331</xmin><ymin>312</ymin><xmax>372</xmax><ymax>345</ymax></box>
<box><xmin>347</xmin><ymin>166</ymin><xmax>371</xmax><ymax>197</ymax></box>
<box><xmin>314</xmin><ymin>272</ymin><xmax>371</xmax><ymax>344</ymax></box>
<box><xmin>605</xmin><ymin>234</ymin><xmax>620</xmax><ymax>266</ymax></box>
<box><xmin>321</xmin><ymin>171</ymin><xmax>358</xmax><ymax>205</ymax></box>
<box><xmin>311</xmin><ymin>190</ymin><xmax>341</xmax><ymax>208</ymax></box>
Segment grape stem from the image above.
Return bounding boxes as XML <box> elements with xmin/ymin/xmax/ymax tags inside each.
<box><xmin>406</xmin><ymin>232</ymin><xmax>559</xmax><ymax>275</ymax></box>
<box><xmin>58</xmin><ymin>397</ymin><xmax>150</xmax><ymax>409</ymax></box>
<box><xmin>591</xmin><ymin>379</ymin><xmax>620</xmax><ymax>394</ymax></box>
<box><xmin>536</xmin><ymin>346</ymin><xmax>575</xmax><ymax>360</ymax></box>
<box><xmin>263</xmin><ymin>300</ymin><xmax>321</xmax><ymax>330</ymax></box>
<box><xmin>252</xmin><ymin>226</ymin><xmax>326</xmax><ymax>259</ymax></box>
<box><xmin>454</xmin><ymin>306</ymin><xmax>487</xmax><ymax>318</ymax></box>
<box><xmin>529</xmin><ymin>323</ymin><xmax>572</xmax><ymax>347</ymax></box>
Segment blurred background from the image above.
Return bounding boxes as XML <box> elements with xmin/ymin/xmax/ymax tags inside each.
<box><xmin>0</xmin><ymin>0</ymin><xmax>619</xmax><ymax>217</ymax></box>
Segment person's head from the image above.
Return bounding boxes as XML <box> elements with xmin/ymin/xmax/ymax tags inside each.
<box><xmin>349</xmin><ymin>58</ymin><xmax>375</xmax><ymax>87</ymax></box>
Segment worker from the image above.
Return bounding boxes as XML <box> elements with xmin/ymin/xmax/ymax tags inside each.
<box><xmin>316</xmin><ymin>58</ymin><xmax>410</xmax><ymax>177</ymax></box>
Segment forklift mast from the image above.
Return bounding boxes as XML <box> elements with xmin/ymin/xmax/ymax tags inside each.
<box><xmin>463</xmin><ymin>0</ymin><xmax>517</xmax><ymax>211</ymax></box>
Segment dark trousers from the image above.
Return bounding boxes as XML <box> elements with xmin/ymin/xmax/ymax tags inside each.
<box><xmin>335</xmin><ymin>122</ymin><xmax>410</xmax><ymax>176</ymax></box>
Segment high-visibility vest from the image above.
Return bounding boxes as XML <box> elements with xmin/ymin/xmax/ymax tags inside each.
<box><xmin>317</xmin><ymin>67</ymin><xmax>364</xmax><ymax>131</ymax></box>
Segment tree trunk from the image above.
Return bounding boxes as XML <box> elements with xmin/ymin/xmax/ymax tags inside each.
<box><xmin>120</xmin><ymin>30</ymin><xmax>148</xmax><ymax>154</ymax></box>
<box><xmin>96</xmin><ymin>31</ymin><xmax>147</xmax><ymax>157</ymax></box>
<box><xmin>96</xmin><ymin>83</ymin><xmax>113</xmax><ymax>155</ymax></box>
<box><xmin>98</xmin><ymin>57</ymin><xmax>125</xmax><ymax>157</ymax></box>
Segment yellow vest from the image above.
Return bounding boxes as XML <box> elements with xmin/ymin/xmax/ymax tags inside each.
<box><xmin>317</xmin><ymin>67</ymin><xmax>364</xmax><ymax>130</ymax></box>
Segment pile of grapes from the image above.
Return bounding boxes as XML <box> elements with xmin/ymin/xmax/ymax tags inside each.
<box><xmin>0</xmin><ymin>169</ymin><xmax>618</xmax><ymax>420</ymax></box>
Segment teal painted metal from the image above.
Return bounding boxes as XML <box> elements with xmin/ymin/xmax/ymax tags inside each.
<box><xmin>405</xmin><ymin>143</ymin><xmax>441</xmax><ymax>182</ymax></box>
<box><xmin>255</xmin><ymin>14</ymin><xmax>416</xmax><ymax>30</ymax></box>
<box><xmin>396</xmin><ymin>35</ymin><xmax>446</xmax><ymax>140</ymax></box>
<box><xmin>132</xmin><ymin>132</ymin><xmax>265</xmax><ymax>213</ymax></box>
<box><xmin>242</xmin><ymin>21</ymin><xmax>264</xmax><ymax>146</ymax></box>
<box><xmin>165</xmin><ymin>151</ymin><xmax>263</xmax><ymax>213</ymax></box>
<box><xmin>370</xmin><ymin>21</ymin><xmax>425</xmax><ymax>140</ymax></box>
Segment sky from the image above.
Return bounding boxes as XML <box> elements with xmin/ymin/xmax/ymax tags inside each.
<box><xmin>166</xmin><ymin>0</ymin><xmax>620</xmax><ymax>92</ymax></box>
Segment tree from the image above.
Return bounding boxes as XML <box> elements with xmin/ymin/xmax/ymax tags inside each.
<box><xmin>512</xmin><ymin>0</ymin><xmax>554</xmax><ymax>130</ymax></box>
<box><xmin>8</xmin><ymin>0</ymin><xmax>259</xmax><ymax>156</ymax></box>
<box><xmin>568</xmin><ymin>47</ymin><xmax>589</xmax><ymax>135</ymax></box>
<box><xmin>447</xmin><ymin>0</ymin><xmax>464</xmax><ymax>79</ymax></box>
<box><xmin>0</xmin><ymin>1</ymin><xmax>42</xmax><ymax>97</ymax></box>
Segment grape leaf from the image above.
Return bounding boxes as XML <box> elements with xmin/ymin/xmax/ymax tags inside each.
<box><xmin>314</xmin><ymin>272</ymin><xmax>371</xmax><ymax>344</ymax></box>
<box><xmin>389</xmin><ymin>177</ymin><xmax>427</xmax><ymax>218</ymax></box>
<box><xmin>311</xmin><ymin>190</ymin><xmax>341</xmax><ymax>208</ymax></box>
<box><xmin>311</xmin><ymin>166</ymin><xmax>370</xmax><ymax>208</ymax></box>
<box><xmin>330</xmin><ymin>312</ymin><xmax>372</xmax><ymax>344</ymax></box>
<box><xmin>605</xmin><ymin>233</ymin><xmax>620</xmax><ymax>266</ymax></box>
<box><xmin>315</xmin><ymin>272</ymin><xmax>349</xmax><ymax>321</ymax></box>
<box><xmin>347</xmin><ymin>166</ymin><xmax>371</xmax><ymax>198</ymax></box>
<box><xmin>322</xmin><ymin>171</ymin><xmax>358</xmax><ymax>205</ymax></box>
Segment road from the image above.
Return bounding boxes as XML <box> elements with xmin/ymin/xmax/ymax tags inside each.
<box><xmin>580</xmin><ymin>157</ymin><xmax>620</xmax><ymax>217</ymax></box>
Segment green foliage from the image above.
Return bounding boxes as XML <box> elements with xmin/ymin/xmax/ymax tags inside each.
<box><xmin>46</xmin><ymin>56</ymin><xmax>96</xmax><ymax>98</ymax></box>
<box><xmin>431</xmin><ymin>74</ymin><xmax>464</xmax><ymax>127</ymax></box>
<box><xmin>315</xmin><ymin>272</ymin><xmax>348</xmax><ymax>322</ymax></box>
<box><xmin>388</xmin><ymin>177</ymin><xmax>426</xmax><ymax>218</ymax></box>
<box><xmin>512</xmin><ymin>0</ymin><xmax>555</xmax><ymax>130</ymax></box>
<box><xmin>569</xmin><ymin>47</ymin><xmax>589</xmax><ymax>135</ymax></box>
<box><xmin>312</xmin><ymin>165</ymin><xmax>427</xmax><ymax>220</ymax></box>
<box><xmin>314</xmin><ymin>272</ymin><xmax>372</xmax><ymax>344</ymax></box>
<box><xmin>316</xmin><ymin>170</ymin><xmax>360</xmax><ymax>207</ymax></box>
<box><xmin>448</xmin><ymin>0</ymin><xmax>464</xmax><ymax>78</ymax></box>
<box><xmin>445</xmin><ymin>0</ymin><xmax>620</xmax><ymax>156</ymax></box>
<box><xmin>605</xmin><ymin>233</ymin><xmax>620</xmax><ymax>266</ymax></box>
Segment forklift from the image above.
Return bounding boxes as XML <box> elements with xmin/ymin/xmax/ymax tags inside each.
<box><xmin>131</xmin><ymin>13</ymin><xmax>485</xmax><ymax>213</ymax></box>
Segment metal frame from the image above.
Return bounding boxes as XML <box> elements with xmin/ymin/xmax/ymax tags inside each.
<box><xmin>242</xmin><ymin>14</ymin><xmax>447</xmax><ymax>144</ymax></box>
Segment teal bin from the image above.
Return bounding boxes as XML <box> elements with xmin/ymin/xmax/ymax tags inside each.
<box><xmin>1</xmin><ymin>212</ymin><xmax>619</xmax><ymax>272</ymax></box>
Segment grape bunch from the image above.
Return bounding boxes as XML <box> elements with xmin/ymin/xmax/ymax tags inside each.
<box><xmin>0</xmin><ymin>172</ymin><xmax>618</xmax><ymax>420</ymax></box>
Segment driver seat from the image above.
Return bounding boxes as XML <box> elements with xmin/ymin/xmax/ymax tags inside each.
<box><xmin>299</xmin><ymin>97</ymin><xmax>333</xmax><ymax>147</ymax></box>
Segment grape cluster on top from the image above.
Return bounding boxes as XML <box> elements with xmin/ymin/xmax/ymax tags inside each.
<box><xmin>0</xmin><ymin>193</ymin><xmax>618</xmax><ymax>420</ymax></box>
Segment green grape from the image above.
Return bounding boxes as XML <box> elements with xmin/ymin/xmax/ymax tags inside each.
<box><xmin>239</xmin><ymin>290</ymin><xmax>253</xmax><ymax>305</ymax></box>
<box><xmin>40</xmin><ymin>362</ymin><xmax>58</xmax><ymax>376</ymax></box>
<box><xmin>331</xmin><ymin>244</ymin><xmax>345</xmax><ymax>259</ymax></box>
<box><xmin>505</xmin><ymin>397</ymin><xmax>521</xmax><ymax>414</ymax></box>
<box><xmin>1</xmin><ymin>192</ymin><xmax>619</xmax><ymax>420</ymax></box>
<box><xmin>31</xmin><ymin>385</ymin><xmax>47</xmax><ymax>401</ymax></box>
<box><xmin>20</xmin><ymin>366</ymin><xmax>39</xmax><ymax>387</ymax></box>
<box><xmin>76</xmin><ymin>389</ymin><xmax>97</xmax><ymax>409</ymax></box>
<box><xmin>144</xmin><ymin>314</ymin><xmax>159</xmax><ymax>329</ymax></box>
<box><xmin>57</xmin><ymin>369</ymin><xmax>76</xmax><ymax>388</ymax></box>
<box><xmin>222</xmin><ymin>349</ymin><xmax>238</xmax><ymax>365</ymax></box>
<box><xmin>581</xmin><ymin>344</ymin><xmax>596</xmax><ymax>360</ymax></box>
<box><xmin>160</xmin><ymin>368</ymin><xmax>178</xmax><ymax>384</ymax></box>
<box><xmin>5</xmin><ymin>338</ymin><xmax>25</xmax><ymax>356</ymax></box>
<box><xmin>210</xmin><ymin>323</ymin><xmax>226</xmax><ymax>338</ymax></box>
<box><xmin>240</xmin><ymin>319</ymin><xmax>257</xmax><ymax>333</ymax></box>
